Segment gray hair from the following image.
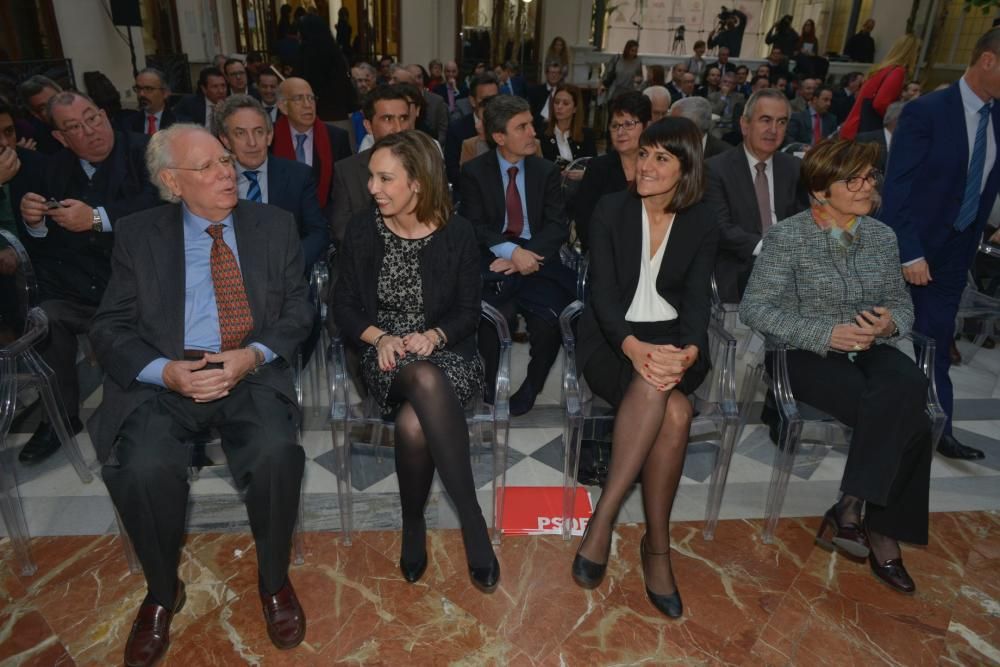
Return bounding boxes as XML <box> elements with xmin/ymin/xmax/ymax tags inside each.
<box><xmin>742</xmin><ymin>88</ymin><xmax>791</xmax><ymax>121</ymax></box>
<box><xmin>483</xmin><ymin>94</ymin><xmax>530</xmax><ymax>148</ymax></box>
<box><xmin>136</xmin><ymin>67</ymin><xmax>168</xmax><ymax>88</ymax></box>
<box><xmin>883</xmin><ymin>101</ymin><xmax>906</xmax><ymax>129</ymax></box>
<box><xmin>145</xmin><ymin>123</ymin><xmax>208</xmax><ymax>202</ymax></box>
<box><xmin>46</xmin><ymin>90</ymin><xmax>97</xmax><ymax>122</ymax></box>
<box><xmin>17</xmin><ymin>75</ymin><xmax>61</xmax><ymax>104</ymax></box>
<box><xmin>353</xmin><ymin>62</ymin><xmax>377</xmax><ymax>77</ymax></box>
<box><xmin>215</xmin><ymin>94</ymin><xmax>272</xmax><ymax>137</ymax></box>
<box><xmin>671</xmin><ymin>96</ymin><xmax>712</xmax><ymax>134</ymax></box>
<box><xmin>643</xmin><ymin>85</ymin><xmax>671</xmax><ymax>105</ymax></box>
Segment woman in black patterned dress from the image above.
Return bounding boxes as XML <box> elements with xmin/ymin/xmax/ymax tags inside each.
<box><xmin>333</xmin><ymin>130</ymin><xmax>499</xmax><ymax>591</ymax></box>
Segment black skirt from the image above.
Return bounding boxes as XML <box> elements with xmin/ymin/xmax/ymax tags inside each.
<box><xmin>581</xmin><ymin>320</ymin><xmax>710</xmax><ymax>408</ymax></box>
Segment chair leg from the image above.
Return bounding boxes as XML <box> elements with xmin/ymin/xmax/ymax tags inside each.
<box><xmin>491</xmin><ymin>417</ymin><xmax>510</xmax><ymax>546</ymax></box>
<box><xmin>113</xmin><ymin>505</ymin><xmax>143</xmax><ymax>575</ymax></box>
<box><xmin>561</xmin><ymin>416</ymin><xmax>584</xmax><ymax>542</ymax></box>
<box><xmin>703</xmin><ymin>416</ymin><xmax>739</xmax><ymax>541</ymax></box>
<box><xmin>292</xmin><ymin>486</ymin><xmax>306</xmax><ymax>565</ymax></box>
<box><xmin>23</xmin><ymin>351</ymin><xmax>93</xmax><ymax>484</ymax></box>
<box><xmin>763</xmin><ymin>417</ymin><xmax>802</xmax><ymax>544</ymax></box>
<box><xmin>331</xmin><ymin>418</ymin><xmax>353</xmax><ymax>546</ymax></box>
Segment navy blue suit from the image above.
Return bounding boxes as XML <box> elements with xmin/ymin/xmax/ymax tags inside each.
<box><xmin>265</xmin><ymin>156</ymin><xmax>331</xmax><ymax>271</ymax></box>
<box><xmin>881</xmin><ymin>82</ymin><xmax>1000</xmax><ymax>433</ymax></box>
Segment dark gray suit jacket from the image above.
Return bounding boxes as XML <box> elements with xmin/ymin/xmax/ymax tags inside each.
<box><xmin>329</xmin><ymin>148</ymin><xmax>373</xmax><ymax>245</ymax></box>
<box><xmin>87</xmin><ymin>200</ymin><xmax>314</xmax><ymax>462</ymax></box>
<box><xmin>705</xmin><ymin>146</ymin><xmax>809</xmax><ymax>302</ymax></box>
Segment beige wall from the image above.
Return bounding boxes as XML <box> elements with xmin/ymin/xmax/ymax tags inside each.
<box><xmin>400</xmin><ymin>0</ymin><xmax>457</xmax><ymax>66</ymax></box>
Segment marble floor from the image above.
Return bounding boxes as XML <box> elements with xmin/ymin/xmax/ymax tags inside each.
<box><xmin>1</xmin><ymin>334</ymin><xmax>999</xmax><ymax>664</ymax></box>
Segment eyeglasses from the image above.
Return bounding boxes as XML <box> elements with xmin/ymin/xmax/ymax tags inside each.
<box><xmin>167</xmin><ymin>155</ymin><xmax>235</xmax><ymax>173</ymax></box>
<box><xmin>133</xmin><ymin>85</ymin><xmax>164</xmax><ymax>94</ymax></box>
<box><xmin>285</xmin><ymin>94</ymin><xmax>318</xmax><ymax>105</ymax></box>
<box><xmin>840</xmin><ymin>170</ymin><xmax>881</xmax><ymax>192</ymax></box>
<box><xmin>610</xmin><ymin>119</ymin><xmax>642</xmax><ymax>133</ymax></box>
<box><xmin>59</xmin><ymin>111</ymin><xmax>106</xmax><ymax>135</ymax></box>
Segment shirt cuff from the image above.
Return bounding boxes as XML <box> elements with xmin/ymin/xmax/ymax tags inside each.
<box><xmin>490</xmin><ymin>241</ymin><xmax>518</xmax><ymax>260</ymax></box>
<box><xmin>249</xmin><ymin>342</ymin><xmax>276</xmax><ymax>364</ymax></box>
<box><xmin>24</xmin><ymin>219</ymin><xmax>48</xmax><ymax>238</ymax></box>
<box><xmin>753</xmin><ymin>240</ymin><xmax>763</xmax><ymax>257</ymax></box>
<box><xmin>901</xmin><ymin>256</ymin><xmax>924</xmax><ymax>266</ymax></box>
<box><xmin>97</xmin><ymin>206</ymin><xmax>111</xmax><ymax>232</ymax></box>
<box><xmin>136</xmin><ymin>357</ymin><xmax>170</xmax><ymax>387</ymax></box>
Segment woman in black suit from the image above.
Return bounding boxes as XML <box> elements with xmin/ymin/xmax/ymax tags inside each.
<box><xmin>570</xmin><ymin>118</ymin><xmax>719</xmax><ymax>619</ymax></box>
<box><xmin>333</xmin><ymin>130</ymin><xmax>499</xmax><ymax>591</ymax></box>
<box><xmin>540</xmin><ymin>84</ymin><xmax>596</xmax><ymax>169</ymax></box>
<box><xmin>570</xmin><ymin>91</ymin><xmax>651</xmax><ymax>252</ymax></box>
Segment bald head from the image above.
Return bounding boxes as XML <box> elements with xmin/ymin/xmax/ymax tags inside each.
<box><xmin>391</xmin><ymin>66</ymin><xmax>416</xmax><ymax>85</ymax></box>
<box><xmin>278</xmin><ymin>77</ymin><xmax>317</xmax><ymax>132</ymax></box>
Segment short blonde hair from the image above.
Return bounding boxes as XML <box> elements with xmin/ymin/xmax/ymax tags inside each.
<box><xmin>371</xmin><ymin>130</ymin><xmax>452</xmax><ymax>228</ymax></box>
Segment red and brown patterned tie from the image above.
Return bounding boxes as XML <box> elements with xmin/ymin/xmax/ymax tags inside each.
<box><xmin>207</xmin><ymin>223</ymin><xmax>253</xmax><ymax>351</ymax></box>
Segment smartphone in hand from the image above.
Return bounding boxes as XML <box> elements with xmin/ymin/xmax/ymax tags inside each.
<box><xmin>45</xmin><ymin>198</ymin><xmax>63</xmax><ymax>210</ymax></box>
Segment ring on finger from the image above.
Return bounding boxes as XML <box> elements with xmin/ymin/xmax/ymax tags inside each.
<box><xmin>852</xmin><ymin>343</ymin><xmax>862</xmax><ymax>351</ymax></box>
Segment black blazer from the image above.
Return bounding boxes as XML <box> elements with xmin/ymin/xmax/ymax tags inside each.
<box><xmin>118</xmin><ymin>108</ymin><xmax>177</xmax><ymax>134</ymax></box>
<box><xmin>458</xmin><ymin>150</ymin><xmax>568</xmax><ymax>262</ymax></box>
<box><xmin>539</xmin><ymin>127</ymin><xmax>597</xmax><ymax>165</ymax></box>
<box><xmin>705</xmin><ymin>134</ymin><xmax>734</xmax><ymax>159</ymax></box>
<box><xmin>528</xmin><ymin>83</ymin><xmax>554</xmax><ymax>119</ymax></box>
<box><xmin>87</xmin><ymin>201</ymin><xmax>314</xmax><ymax>462</ymax></box>
<box><xmin>265</xmin><ymin>155</ymin><xmax>331</xmax><ymax>270</ymax></box>
<box><xmin>172</xmin><ymin>94</ymin><xmax>209</xmax><ymax>126</ymax></box>
<box><xmin>26</xmin><ymin>131</ymin><xmax>159</xmax><ymax>305</ymax></box>
<box><xmin>577</xmin><ymin>192</ymin><xmax>719</xmax><ymax>374</ymax></box>
<box><xmin>332</xmin><ymin>211</ymin><xmax>482</xmax><ymax>362</ymax></box>
<box><xmin>705</xmin><ymin>146</ymin><xmax>809</xmax><ymax>302</ymax></box>
<box><xmin>570</xmin><ymin>151</ymin><xmax>628</xmax><ymax>252</ymax></box>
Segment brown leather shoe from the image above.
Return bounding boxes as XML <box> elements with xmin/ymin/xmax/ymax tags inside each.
<box><xmin>124</xmin><ymin>582</ymin><xmax>186</xmax><ymax>667</ymax></box>
<box><xmin>260</xmin><ymin>578</ymin><xmax>306</xmax><ymax>649</ymax></box>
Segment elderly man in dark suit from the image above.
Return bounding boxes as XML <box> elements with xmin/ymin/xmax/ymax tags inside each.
<box><xmin>17</xmin><ymin>91</ymin><xmax>160</xmax><ymax>465</ymax></box>
<box><xmin>120</xmin><ymin>68</ymin><xmax>177</xmax><ymax>135</ymax></box>
<box><xmin>90</xmin><ymin>124</ymin><xmax>313</xmax><ymax>666</ymax></box>
<box><xmin>786</xmin><ymin>85</ymin><xmax>837</xmax><ymax>146</ymax></box>
<box><xmin>216</xmin><ymin>95</ymin><xmax>330</xmax><ymax>270</ymax></box>
<box><xmin>172</xmin><ymin>66</ymin><xmax>228</xmax><ymax>131</ymax></box>
<box><xmin>705</xmin><ymin>89</ymin><xmax>809</xmax><ymax>303</ymax></box>
<box><xmin>880</xmin><ymin>27</ymin><xmax>1000</xmax><ymax>460</ymax></box>
<box><xmin>329</xmin><ymin>85</ymin><xmax>411</xmax><ymax>245</ymax></box>
<box><xmin>459</xmin><ymin>95</ymin><xmax>574</xmax><ymax>415</ymax></box>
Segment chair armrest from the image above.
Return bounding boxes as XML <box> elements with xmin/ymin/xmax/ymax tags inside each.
<box><xmin>326</xmin><ymin>336</ymin><xmax>350</xmax><ymax>422</ymax></box>
<box><xmin>481</xmin><ymin>301</ymin><xmax>512</xmax><ymax>421</ymax></box>
<box><xmin>559</xmin><ymin>301</ymin><xmax>586</xmax><ymax>419</ymax></box>
<box><xmin>0</xmin><ymin>308</ymin><xmax>49</xmax><ymax>359</ymax></box>
<box><xmin>765</xmin><ymin>341</ymin><xmax>803</xmax><ymax>426</ymax></box>
<box><xmin>707</xmin><ymin>318</ymin><xmax>739</xmax><ymax>420</ymax></box>
<box><xmin>898</xmin><ymin>332</ymin><xmax>947</xmax><ymax>434</ymax></box>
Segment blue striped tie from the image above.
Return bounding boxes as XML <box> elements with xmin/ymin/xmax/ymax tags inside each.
<box><xmin>294</xmin><ymin>134</ymin><xmax>307</xmax><ymax>163</ymax></box>
<box><xmin>245</xmin><ymin>169</ymin><xmax>262</xmax><ymax>203</ymax></box>
<box><xmin>955</xmin><ymin>103</ymin><xmax>991</xmax><ymax>232</ymax></box>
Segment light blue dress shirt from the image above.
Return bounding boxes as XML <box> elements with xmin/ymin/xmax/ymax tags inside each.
<box><xmin>136</xmin><ymin>205</ymin><xmax>275</xmax><ymax>387</ymax></box>
<box><xmin>491</xmin><ymin>149</ymin><xmax>532</xmax><ymax>260</ymax></box>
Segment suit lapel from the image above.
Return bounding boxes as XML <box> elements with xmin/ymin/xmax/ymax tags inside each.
<box><xmin>232</xmin><ymin>202</ymin><xmax>267</xmax><ymax>329</ymax></box>
<box><xmin>149</xmin><ymin>205</ymin><xmax>186</xmax><ymax>357</ymax></box>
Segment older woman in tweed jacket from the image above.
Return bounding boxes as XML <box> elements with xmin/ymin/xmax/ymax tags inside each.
<box><xmin>741</xmin><ymin>139</ymin><xmax>932</xmax><ymax>595</ymax></box>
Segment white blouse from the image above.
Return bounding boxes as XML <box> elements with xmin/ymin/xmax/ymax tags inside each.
<box><xmin>625</xmin><ymin>205</ymin><xmax>679</xmax><ymax>322</ymax></box>
<box><xmin>554</xmin><ymin>127</ymin><xmax>574</xmax><ymax>162</ymax></box>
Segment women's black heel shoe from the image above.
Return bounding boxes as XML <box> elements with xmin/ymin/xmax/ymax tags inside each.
<box><xmin>469</xmin><ymin>556</ymin><xmax>500</xmax><ymax>592</ymax></box>
<box><xmin>815</xmin><ymin>504</ymin><xmax>869</xmax><ymax>558</ymax></box>
<box><xmin>571</xmin><ymin>521</ymin><xmax>609</xmax><ymax>589</ymax></box>
<box><xmin>640</xmin><ymin>534</ymin><xmax>683</xmax><ymax>619</ymax></box>
<box><xmin>400</xmin><ymin>555</ymin><xmax>428</xmax><ymax>583</ymax></box>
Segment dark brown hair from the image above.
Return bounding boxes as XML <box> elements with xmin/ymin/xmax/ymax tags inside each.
<box><xmin>801</xmin><ymin>139</ymin><xmax>880</xmax><ymax>196</ymax></box>
<box><xmin>544</xmin><ymin>84</ymin><xmax>584</xmax><ymax>143</ymax></box>
<box><xmin>372</xmin><ymin>130</ymin><xmax>452</xmax><ymax>228</ymax></box>
<box><xmin>631</xmin><ymin>116</ymin><xmax>704</xmax><ymax>212</ymax></box>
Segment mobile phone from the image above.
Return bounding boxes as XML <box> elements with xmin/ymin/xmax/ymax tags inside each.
<box><xmin>45</xmin><ymin>198</ymin><xmax>64</xmax><ymax>210</ymax></box>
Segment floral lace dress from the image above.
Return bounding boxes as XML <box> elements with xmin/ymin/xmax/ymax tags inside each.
<box><xmin>361</xmin><ymin>213</ymin><xmax>484</xmax><ymax>415</ymax></box>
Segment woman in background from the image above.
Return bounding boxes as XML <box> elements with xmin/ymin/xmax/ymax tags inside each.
<box><xmin>540</xmin><ymin>84</ymin><xmax>596</xmax><ymax>169</ymax></box>
<box><xmin>840</xmin><ymin>33</ymin><xmax>921</xmax><ymax>139</ymax></box>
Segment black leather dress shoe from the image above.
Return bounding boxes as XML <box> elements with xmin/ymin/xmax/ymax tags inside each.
<box><xmin>509</xmin><ymin>381</ymin><xmax>538</xmax><ymax>417</ymax></box>
<box><xmin>640</xmin><ymin>535</ymin><xmax>683</xmax><ymax>618</ymax></box>
<box><xmin>469</xmin><ymin>556</ymin><xmax>500</xmax><ymax>592</ymax></box>
<box><xmin>937</xmin><ymin>434</ymin><xmax>985</xmax><ymax>460</ymax></box>
<box><xmin>18</xmin><ymin>416</ymin><xmax>83</xmax><ymax>464</ymax></box>
<box><xmin>400</xmin><ymin>554</ymin><xmax>428</xmax><ymax>583</ymax></box>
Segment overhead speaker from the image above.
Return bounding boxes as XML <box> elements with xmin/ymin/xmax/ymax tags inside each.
<box><xmin>110</xmin><ymin>0</ymin><xmax>142</xmax><ymax>27</ymax></box>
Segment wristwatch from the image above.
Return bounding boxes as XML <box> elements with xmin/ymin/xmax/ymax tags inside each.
<box><xmin>91</xmin><ymin>207</ymin><xmax>102</xmax><ymax>232</ymax></box>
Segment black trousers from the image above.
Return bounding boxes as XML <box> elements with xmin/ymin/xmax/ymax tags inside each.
<box><xmin>774</xmin><ymin>345</ymin><xmax>933</xmax><ymax>544</ymax></box>
<box><xmin>479</xmin><ymin>260</ymin><xmax>574</xmax><ymax>394</ymax></box>
<box><xmin>102</xmin><ymin>382</ymin><xmax>305</xmax><ymax>606</ymax></box>
<box><xmin>38</xmin><ymin>299</ymin><xmax>97</xmax><ymax>420</ymax></box>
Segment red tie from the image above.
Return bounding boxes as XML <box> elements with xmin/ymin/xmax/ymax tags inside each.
<box><xmin>812</xmin><ymin>112</ymin><xmax>822</xmax><ymax>145</ymax></box>
<box><xmin>207</xmin><ymin>224</ymin><xmax>254</xmax><ymax>351</ymax></box>
<box><xmin>505</xmin><ymin>166</ymin><xmax>524</xmax><ymax>238</ymax></box>
<box><xmin>146</xmin><ymin>114</ymin><xmax>157</xmax><ymax>135</ymax></box>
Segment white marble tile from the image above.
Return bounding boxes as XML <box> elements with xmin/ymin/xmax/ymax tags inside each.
<box><xmin>507</xmin><ymin>427</ymin><xmax>561</xmax><ymax>455</ymax></box>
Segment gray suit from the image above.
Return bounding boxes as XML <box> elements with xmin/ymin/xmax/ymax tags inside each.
<box><xmin>705</xmin><ymin>146</ymin><xmax>809</xmax><ymax>302</ymax></box>
<box><xmin>329</xmin><ymin>148</ymin><xmax>373</xmax><ymax>245</ymax></box>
